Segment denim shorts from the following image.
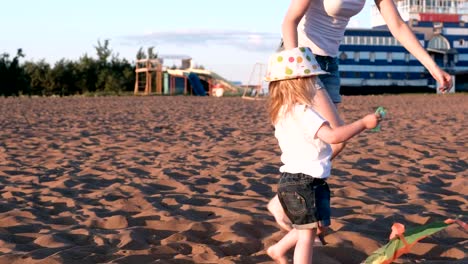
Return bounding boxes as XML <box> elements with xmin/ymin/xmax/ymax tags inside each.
<box><xmin>277</xmin><ymin>172</ymin><xmax>331</xmax><ymax>230</ymax></box>
<box><xmin>315</xmin><ymin>55</ymin><xmax>341</xmax><ymax>104</ymax></box>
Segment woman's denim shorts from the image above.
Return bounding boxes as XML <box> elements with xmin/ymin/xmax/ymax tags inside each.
<box><xmin>277</xmin><ymin>172</ymin><xmax>331</xmax><ymax>230</ymax></box>
<box><xmin>315</xmin><ymin>55</ymin><xmax>341</xmax><ymax>104</ymax></box>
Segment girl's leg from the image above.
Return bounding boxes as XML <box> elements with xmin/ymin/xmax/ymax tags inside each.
<box><xmin>267</xmin><ymin>228</ymin><xmax>323</xmax><ymax>263</ymax></box>
<box><xmin>267</xmin><ymin>229</ymin><xmax>298</xmax><ymax>264</ymax></box>
<box><xmin>294</xmin><ymin>228</ymin><xmax>316</xmax><ymax>264</ymax></box>
<box><xmin>268</xmin><ymin>195</ymin><xmax>292</xmax><ymax>231</ymax></box>
<box><xmin>268</xmin><ymin>196</ymin><xmax>327</xmax><ymax>242</ymax></box>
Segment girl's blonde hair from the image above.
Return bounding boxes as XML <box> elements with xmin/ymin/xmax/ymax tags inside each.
<box><xmin>268</xmin><ymin>77</ymin><xmax>317</xmax><ymax>124</ymax></box>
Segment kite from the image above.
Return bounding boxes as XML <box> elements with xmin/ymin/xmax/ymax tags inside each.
<box><xmin>365</xmin><ymin>218</ymin><xmax>467</xmax><ymax>264</ymax></box>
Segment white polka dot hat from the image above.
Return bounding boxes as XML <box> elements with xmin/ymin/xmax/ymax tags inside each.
<box><xmin>265</xmin><ymin>47</ymin><xmax>328</xmax><ymax>82</ymax></box>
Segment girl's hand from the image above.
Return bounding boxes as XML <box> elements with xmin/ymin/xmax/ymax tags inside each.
<box><xmin>362</xmin><ymin>113</ymin><xmax>381</xmax><ymax>129</ymax></box>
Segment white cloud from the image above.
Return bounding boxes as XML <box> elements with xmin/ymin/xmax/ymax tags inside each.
<box><xmin>347</xmin><ymin>19</ymin><xmax>362</xmax><ymax>29</ymax></box>
<box><xmin>120</xmin><ymin>29</ymin><xmax>280</xmax><ymax>52</ymax></box>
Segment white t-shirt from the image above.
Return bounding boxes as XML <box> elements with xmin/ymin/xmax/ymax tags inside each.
<box><xmin>298</xmin><ymin>0</ymin><xmax>366</xmax><ymax>56</ymax></box>
<box><xmin>274</xmin><ymin>105</ymin><xmax>333</xmax><ymax>178</ymax></box>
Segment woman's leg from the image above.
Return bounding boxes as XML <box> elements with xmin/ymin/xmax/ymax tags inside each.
<box><xmin>313</xmin><ymin>89</ymin><xmax>345</xmax><ymax>159</ymax></box>
<box><xmin>314</xmin><ymin>55</ymin><xmax>345</xmax><ymax>158</ymax></box>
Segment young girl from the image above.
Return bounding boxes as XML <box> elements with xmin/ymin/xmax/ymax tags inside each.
<box><xmin>265</xmin><ymin>47</ymin><xmax>382</xmax><ymax>264</ymax></box>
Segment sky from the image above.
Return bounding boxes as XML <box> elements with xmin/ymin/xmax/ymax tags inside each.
<box><xmin>0</xmin><ymin>0</ymin><xmax>374</xmax><ymax>84</ymax></box>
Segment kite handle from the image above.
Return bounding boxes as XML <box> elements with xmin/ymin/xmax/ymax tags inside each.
<box><xmin>371</xmin><ymin>106</ymin><xmax>387</xmax><ymax>132</ymax></box>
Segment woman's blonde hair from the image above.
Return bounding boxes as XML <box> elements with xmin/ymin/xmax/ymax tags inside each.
<box><xmin>268</xmin><ymin>76</ymin><xmax>317</xmax><ymax>124</ymax></box>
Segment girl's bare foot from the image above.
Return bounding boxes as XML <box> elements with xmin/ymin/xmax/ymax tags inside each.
<box><xmin>267</xmin><ymin>197</ymin><xmax>292</xmax><ymax>231</ymax></box>
<box><xmin>267</xmin><ymin>245</ymin><xmax>289</xmax><ymax>264</ymax></box>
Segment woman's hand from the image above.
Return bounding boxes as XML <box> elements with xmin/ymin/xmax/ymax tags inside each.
<box><xmin>429</xmin><ymin>65</ymin><xmax>453</xmax><ymax>93</ymax></box>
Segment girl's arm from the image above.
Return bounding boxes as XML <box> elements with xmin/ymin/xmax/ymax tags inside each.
<box><xmin>374</xmin><ymin>0</ymin><xmax>452</xmax><ymax>90</ymax></box>
<box><xmin>316</xmin><ymin>114</ymin><xmax>379</xmax><ymax>144</ymax></box>
<box><xmin>282</xmin><ymin>0</ymin><xmax>311</xmax><ymax>49</ymax></box>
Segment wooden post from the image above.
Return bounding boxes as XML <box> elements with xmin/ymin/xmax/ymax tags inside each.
<box><xmin>156</xmin><ymin>63</ymin><xmax>162</xmax><ymax>94</ymax></box>
<box><xmin>134</xmin><ymin>72</ymin><xmax>139</xmax><ymax>94</ymax></box>
<box><xmin>148</xmin><ymin>70</ymin><xmax>152</xmax><ymax>94</ymax></box>
<box><xmin>208</xmin><ymin>80</ymin><xmax>212</xmax><ymax>96</ymax></box>
<box><xmin>146</xmin><ymin>60</ymin><xmax>150</xmax><ymax>95</ymax></box>
<box><xmin>170</xmin><ymin>76</ymin><xmax>174</xmax><ymax>95</ymax></box>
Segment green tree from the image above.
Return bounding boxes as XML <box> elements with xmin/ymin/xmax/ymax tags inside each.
<box><xmin>0</xmin><ymin>49</ymin><xmax>28</xmax><ymax>96</ymax></box>
<box><xmin>95</xmin><ymin>39</ymin><xmax>112</xmax><ymax>64</ymax></box>
<box><xmin>89</xmin><ymin>40</ymin><xmax>135</xmax><ymax>93</ymax></box>
<box><xmin>76</xmin><ymin>54</ymin><xmax>99</xmax><ymax>93</ymax></box>
<box><xmin>49</xmin><ymin>59</ymin><xmax>79</xmax><ymax>96</ymax></box>
<box><xmin>136</xmin><ymin>47</ymin><xmax>147</xmax><ymax>60</ymax></box>
<box><xmin>2</xmin><ymin>39</ymin><xmax>139</xmax><ymax>96</ymax></box>
<box><xmin>23</xmin><ymin>60</ymin><xmax>52</xmax><ymax>95</ymax></box>
<box><xmin>136</xmin><ymin>46</ymin><xmax>157</xmax><ymax>60</ymax></box>
<box><xmin>147</xmin><ymin>47</ymin><xmax>158</xmax><ymax>59</ymax></box>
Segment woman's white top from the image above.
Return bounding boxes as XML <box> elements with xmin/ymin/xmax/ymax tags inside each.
<box><xmin>298</xmin><ymin>0</ymin><xmax>366</xmax><ymax>57</ymax></box>
<box><xmin>274</xmin><ymin>105</ymin><xmax>332</xmax><ymax>179</ymax></box>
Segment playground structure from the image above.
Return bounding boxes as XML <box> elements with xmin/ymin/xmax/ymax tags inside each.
<box><xmin>134</xmin><ymin>59</ymin><xmax>163</xmax><ymax>95</ymax></box>
<box><xmin>134</xmin><ymin>55</ymin><xmax>240</xmax><ymax>96</ymax></box>
<box><xmin>242</xmin><ymin>63</ymin><xmax>268</xmax><ymax>100</ymax></box>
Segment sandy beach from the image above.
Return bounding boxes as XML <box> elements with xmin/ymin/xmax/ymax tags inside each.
<box><xmin>0</xmin><ymin>94</ymin><xmax>466</xmax><ymax>263</ymax></box>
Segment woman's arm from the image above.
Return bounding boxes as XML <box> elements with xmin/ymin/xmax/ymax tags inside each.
<box><xmin>375</xmin><ymin>0</ymin><xmax>452</xmax><ymax>90</ymax></box>
<box><xmin>282</xmin><ymin>0</ymin><xmax>311</xmax><ymax>49</ymax></box>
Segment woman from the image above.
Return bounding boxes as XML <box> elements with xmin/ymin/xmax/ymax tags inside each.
<box><xmin>268</xmin><ymin>0</ymin><xmax>453</xmax><ymax>239</ymax></box>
